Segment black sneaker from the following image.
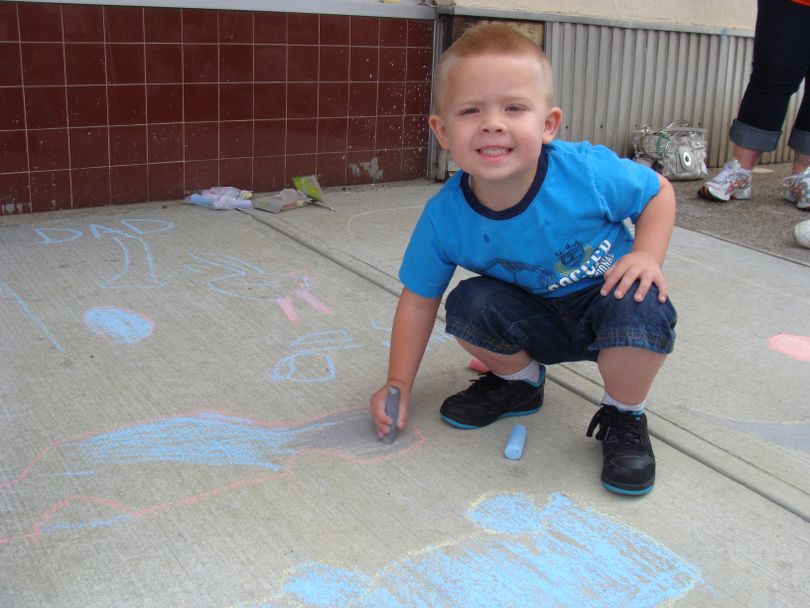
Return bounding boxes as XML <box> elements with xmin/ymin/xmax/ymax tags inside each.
<box><xmin>440</xmin><ymin>370</ymin><xmax>545</xmax><ymax>429</ymax></box>
<box><xmin>586</xmin><ymin>405</ymin><xmax>655</xmax><ymax>495</ymax></box>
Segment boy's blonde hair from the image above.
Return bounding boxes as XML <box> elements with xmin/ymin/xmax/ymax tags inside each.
<box><xmin>433</xmin><ymin>23</ymin><xmax>555</xmax><ymax>112</ymax></box>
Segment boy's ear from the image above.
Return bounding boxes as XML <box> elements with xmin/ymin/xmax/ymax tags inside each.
<box><xmin>428</xmin><ymin>114</ymin><xmax>450</xmax><ymax>150</ymax></box>
<box><xmin>542</xmin><ymin>106</ymin><xmax>563</xmax><ymax>144</ymax></box>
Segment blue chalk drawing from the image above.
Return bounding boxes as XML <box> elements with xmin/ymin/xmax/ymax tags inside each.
<box><xmin>90</xmin><ymin>223</ymin><xmax>165</xmax><ymax>289</ymax></box>
<box><xmin>284</xmin><ymin>565</ymin><xmax>373</xmax><ymax>607</ymax></box>
<box><xmin>34</xmin><ymin>220</ymin><xmax>172</xmax><ymax>245</ymax></box>
<box><xmin>33</xmin><ymin>227</ymin><xmax>83</xmax><ymax>244</ymax></box>
<box><xmin>83</xmin><ymin>306</ymin><xmax>154</xmax><ymax>344</ymax></box>
<box><xmin>34</xmin><ymin>219</ymin><xmax>173</xmax><ymax>289</ymax></box>
<box><xmin>269</xmin><ymin>330</ymin><xmax>363</xmax><ymax>383</ymax></box>
<box><xmin>187</xmin><ymin>253</ymin><xmax>332</xmax><ymax>322</ymax></box>
<box><xmin>0</xmin><ymin>282</ymin><xmax>64</xmax><ymax>352</ymax></box>
<box><xmin>63</xmin><ymin>412</ymin><xmax>339</xmax><ymax>470</ymax></box>
<box><xmin>245</xmin><ymin>492</ymin><xmax>703</xmax><ymax>608</ymax></box>
<box><xmin>1</xmin><ymin>408</ymin><xmax>425</xmax><ymax>543</ymax></box>
<box><xmin>118</xmin><ymin>219</ymin><xmax>174</xmax><ymax>236</ymax></box>
<box><xmin>685</xmin><ymin>405</ymin><xmax>810</xmax><ymax>456</ymax></box>
<box><xmin>708</xmin><ymin>415</ymin><xmax>810</xmax><ymax>456</ymax></box>
<box><xmin>43</xmin><ymin>514</ymin><xmax>134</xmax><ymax>532</ymax></box>
<box><xmin>188</xmin><ymin>253</ymin><xmax>313</xmax><ymax>300</ymax></box>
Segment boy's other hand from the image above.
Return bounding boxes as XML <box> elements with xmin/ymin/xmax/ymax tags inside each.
<box><xmin>600</xmin><ymin>251</ymin><xmax>668</xmax><ymax>303</ymax></box>
<box><xmin>370</xmin><ymin>383</ymin><xmax>409</xmax><ymax>438</ymax></box>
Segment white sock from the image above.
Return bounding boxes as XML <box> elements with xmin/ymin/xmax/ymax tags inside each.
<box><xmin>602</xmin><ymin>391</ymin><xmax>646</xmax><ymax>413</ymax></box>
<box><xmin>497</xmin><ymin>360</ymin><xmax>541</xmax><ymax>385</ymax></box>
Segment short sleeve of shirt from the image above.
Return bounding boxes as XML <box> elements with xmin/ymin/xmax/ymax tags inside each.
<box><xmin>399</xmin><ymin>205</ymin><xmax>456</xmax><ymax>299</ymax></box>
<box><xmin>589</xmin><ymin>145</ymin><xmax>660</xmax><ymax>223</ymax></box>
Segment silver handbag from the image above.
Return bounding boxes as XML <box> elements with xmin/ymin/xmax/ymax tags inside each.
<box><xmin>632</xmin><ymin>120</ymin><xmax>708</xmax><ymax>181</ymax></box>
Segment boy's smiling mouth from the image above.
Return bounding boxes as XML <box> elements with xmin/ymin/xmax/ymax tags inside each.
<box><xmin>478</xmin><ymin>146</ymin><xmax>512</xmax><ymax>158</ymax></box>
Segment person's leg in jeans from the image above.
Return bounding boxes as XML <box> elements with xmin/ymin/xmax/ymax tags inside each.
<box><xmin>782</xmin><ymin>63</ymin><xmax>810</xmax><ymax>208</ymax></box>
<box><xmin>700</xmin><ymin>0</ymin><xmax>810</xmax><ymax>202</ymax></box>
<box><xmin>734</xmin><ymin>0</ymin><xmax>810</xmax><ymax>170</ymax></box>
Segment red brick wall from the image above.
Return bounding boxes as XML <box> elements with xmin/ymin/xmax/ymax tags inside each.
<box><xmin>0</xmin><ymin>3</ymin><xmax>434</xmax><ymax>215</ymax></box>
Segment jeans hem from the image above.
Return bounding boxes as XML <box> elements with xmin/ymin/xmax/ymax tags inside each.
<box><xmin>590</xmin><ymin>329</ymin><xmax>675</xmax><ymax>355</ymax></box>
<box><xmin>788</xmin><ymin>128</ymin><xmax>810</xmax><ymax>155</ymax></box>
<box><xmin>730</xmin><ymin>119</ymin><xmax>780</xmax><ymax>152</ymax></box>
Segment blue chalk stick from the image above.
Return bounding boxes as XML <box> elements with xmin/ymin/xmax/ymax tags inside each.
<box><xmin>504</xmin><ymin>424</ymin><xmax>526</xmax><ymax>460</ymax></box>
<box><xmin>381</xmin><ymin>386</ymin><xmax>400</xmax><ymax>445</ymax></box>
<box><xmin>188</xmin><ymin>194</ymin><xmax>215</xmax><ymax>207</ymax></box>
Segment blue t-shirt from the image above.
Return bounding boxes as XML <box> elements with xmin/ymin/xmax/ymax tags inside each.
<box><xmin>399</xmin><ymin>140</ymin><xmax>661</xmax><ymax>299</ymax></box>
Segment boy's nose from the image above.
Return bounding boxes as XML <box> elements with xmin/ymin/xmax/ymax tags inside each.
<box><xmin>480</xmin><ymin>112</ymin><xmax>505</xmax><ymax>133</ymax></box>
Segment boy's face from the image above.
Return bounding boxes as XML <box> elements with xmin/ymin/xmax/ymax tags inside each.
<box><xmin>429</xmin><ymin>53</ymin><xmax>562</xmax><ymax>206</ymax></box>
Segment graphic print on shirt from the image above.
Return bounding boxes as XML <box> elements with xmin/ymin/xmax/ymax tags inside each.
<box><xmin>477</xmin><ymin>238</ymin><xmax>616</xmax><ymax>294</ymax></box>
<box><xmin>478</xmin><ymin>258</ymin><xmax>558</xmax><ymax>292</ymax></box>
<box><xmin>548</xmin><ymin>238</ymin><xmax>615</xmax><ymax>293</ymax></box>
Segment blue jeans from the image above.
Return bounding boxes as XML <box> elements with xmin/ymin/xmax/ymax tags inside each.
<box><xmin>444</xmin><ymin>277</ymin><xmax>677</xmax><ymax>364</ymax></box>
<box><xmin>731</xmin><ymin>0</ymin><xmax>810</xmax><ymax>154</ymax></box>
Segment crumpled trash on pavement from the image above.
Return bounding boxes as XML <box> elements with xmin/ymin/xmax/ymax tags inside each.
<box><xmin>252</xmin><ymin>175</ymin><xmax>336</xmax><ymax>214</ymax></box>
<box><xmin>186</xmin><ymin>187</ymin><xmax>253</xmax><ymax>210</ymax></box>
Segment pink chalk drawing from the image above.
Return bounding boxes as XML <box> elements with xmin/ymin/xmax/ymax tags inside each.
<box><xmin>768</xmin><ymin>333</ymin><xmax>810</xmax><ymax>362</ymax></box>
<box><xmin>0</xmin><ymin>408</ymin><xmax>425</xmax><ymax>545</ymax></box>
<box><xmin>187</xmin><ymin>253</ymin><xmax>331</xmax><ymax>323</ymax></box>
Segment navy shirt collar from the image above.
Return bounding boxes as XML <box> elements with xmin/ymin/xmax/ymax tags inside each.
<box><xmin>460</xmin><ymin>145</ymin><xmax>549</xmax><ymax>220</ymax></box>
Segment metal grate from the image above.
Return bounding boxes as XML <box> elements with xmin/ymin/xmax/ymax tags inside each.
<box><xmin>545</xmin><ymin>21</ymin><xmax>803</xmax><ymax>166</ymax></box>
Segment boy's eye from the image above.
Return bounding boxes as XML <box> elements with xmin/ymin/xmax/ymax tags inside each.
<box><xmin>459</xmin><ymin>108</ymin><xmax>478</xmax><ymax>116</ymax></box>
<box><xmin>506</xmin><ymin>105</ymin><xmax>526</xmax><ymax>112</ymax></box>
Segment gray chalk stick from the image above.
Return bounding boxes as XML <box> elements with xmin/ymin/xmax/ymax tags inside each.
<box><xmin>504</xmin><ymin>424</ymin><xmax>526</xmax><ymax>460</ymax></box>
<box><xmin>381</xmin><ymin>386</ymin><xmax>400</xmax><ymax>445</ymax></box>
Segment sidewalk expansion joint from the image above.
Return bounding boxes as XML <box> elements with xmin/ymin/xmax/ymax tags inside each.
<box><xmin>243</xmin><ymin>209</ymin><xmax>810</xmax><ymax>524</ymax></box>
<box><xmin>553</xmin><ymin>369</ymin><xmax>810</xmax><ymax>524</ymax></box>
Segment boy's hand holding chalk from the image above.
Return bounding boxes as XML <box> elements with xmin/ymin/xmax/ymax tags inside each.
<box><xmin>371</xmin><ymin>383</ymin><xmax>407</xmax><ymax>441</ymax></box>
<box><xmin>381</xmin><ymin>386</ymin><xmax>400</xmax><ymax>444</ymax></box>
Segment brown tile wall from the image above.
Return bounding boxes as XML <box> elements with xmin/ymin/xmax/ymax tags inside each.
<box><xmin>0</xmin><ymin>3</ymin><xmax>434</xmax><ymax>215</ymax></box>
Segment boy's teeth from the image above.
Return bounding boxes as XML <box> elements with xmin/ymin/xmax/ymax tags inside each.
<box><xmin>480</xmin><ymin>147</ymin><xmax>508</xmax><ymax>156</ymax></box>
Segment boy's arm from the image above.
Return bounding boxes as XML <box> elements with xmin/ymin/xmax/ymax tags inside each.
<box><xmin>601</xmin><ymin>174</ymin><xmax>676</xmax><ymax>303</ymax></box>
<box><xmin>370</xmin><ymin>287</ymin><xmax>442</xmax><ymax>437</ymax></box>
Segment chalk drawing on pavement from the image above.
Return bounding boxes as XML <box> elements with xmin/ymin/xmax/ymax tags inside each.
<box><xmin>0</xmin><ymin>408</ymin><xmax>425</xmax><ymax>544</ymax></box>
<box><xmin>0</xmin><ymin>282</ymin><xmax>64</xmax><ymax>352</ymax></box>
<box><xmin>33</xmin><ymin>227</ymin><xmax>83</xmax><ymax>244</ymax></box>
<box><xmin>34</xmin><ymin>219</ymin><xmax>173</xmax><ymax>289</ymax></box>
<box><xmin>345</xmin><ymin>205</ymin><xmax>423</xmax><ymax>262</ymax></box>
<box><xmin>707</xmin><ymin>415</ymin><xmax>810</xmax><ymax>456</ymax></box>
<box><xmin>768</xmin><ymin>333</ymin><xmax>810</xmax><ymax>362</ymax></box>
<box><xmin>268</xmin><ymin>330</ymin><xmax>363</xmax><ymax>383</ymax></box>
<box><xmin>90</xmin><ymin>224</ymin><xmax>164</xmax><ymax>289</ymax></box>
<box><xmin>235</xmin><ymin>492</ymin><xmax>704</xmax><ymax>608</ymax></box>
<box><xmin>83</xmin><ymin>306</ymin><xmax>154</xmax><ymax>345</ymax></box>
<box><xmin>668</xmin><ymin>334</ymin><xmax>810</xmax><ymax>455</ymax></box>
<box><xmin>187</xmin><ymin>253</ymin><xmax>332</xmax><ymax>323</ymax></box>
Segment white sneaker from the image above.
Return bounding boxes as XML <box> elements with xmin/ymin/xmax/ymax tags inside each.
<box><xmin>698</xmin><ymin>159</ymin><xmax>752</xmax><ymax>202</ymax></box>
<box><xmin>781</xmin><ymin>167</ymin><xmax>810</xmax><ymax>210</ymax></box>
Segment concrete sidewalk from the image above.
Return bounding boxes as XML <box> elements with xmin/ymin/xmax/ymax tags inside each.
<box><xmin>1</xmin><ymin>179</ymin><xmax>808</xmax><ymax>607</ymax></box>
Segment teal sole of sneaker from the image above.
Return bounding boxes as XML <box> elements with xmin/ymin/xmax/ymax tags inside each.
<box><xmin>440</xmin><ymin>407</ymin><xmax>541</xmax><ymax>430</ymax></box>
<box><xmin>602</xmin><ymin>481</ymin><xmax>654</xmax><ymax>496</ymax></box>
